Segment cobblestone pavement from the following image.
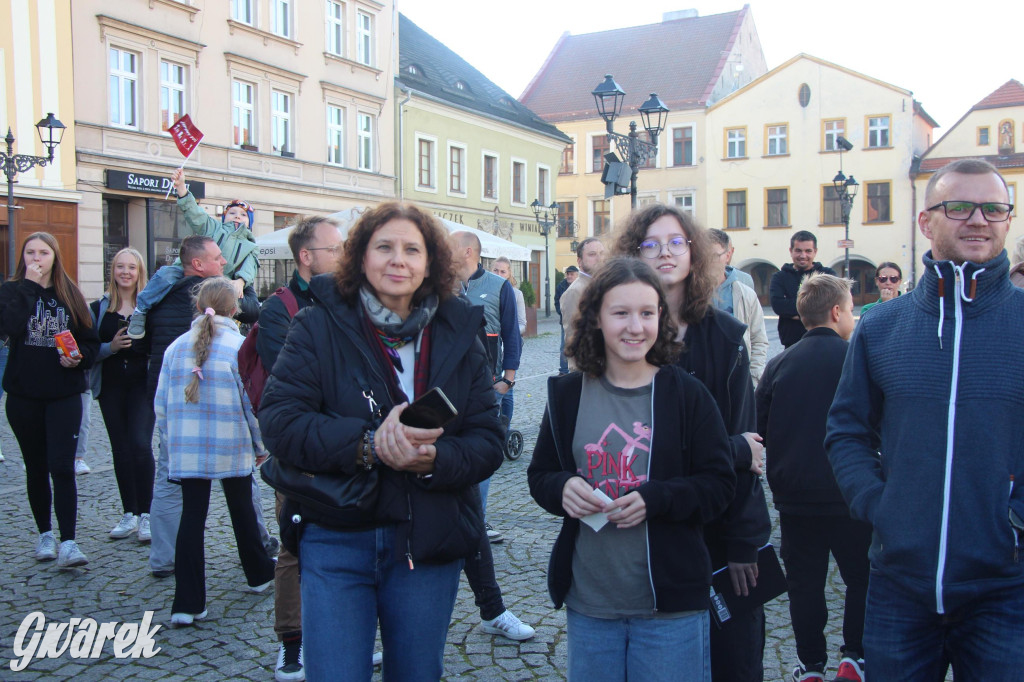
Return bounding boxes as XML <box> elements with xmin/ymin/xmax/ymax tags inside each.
<box><xmin>0</xmin><ymin>312</ymin><xmax>861</xmax><ymax>681</ymax></box>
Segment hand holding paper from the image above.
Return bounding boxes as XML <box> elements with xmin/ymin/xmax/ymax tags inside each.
<box><xmin>580</xmin><ymin>488</ymin><xmax>614</xmax><ymax>532</ymax></box>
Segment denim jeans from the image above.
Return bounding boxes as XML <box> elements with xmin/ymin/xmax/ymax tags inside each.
<box><xmin>558</xmin><ymin>323</ymin><xmax>568</xmax><ymax>374</ymax></box>
<box><xmin>864</xmin><ymin>569</ymin><xmax>1024</xmax><ymax>681</ymax></box>
<box><xmin>566</xmin><ymin>608</ymin><xmax>711</xmax><ymax>682</ymax></box>
<box><xmin>300</xmin><ymin>522</ymin><xmax>463</xmax><ymax>682</ymax></box>
<box><xmin>135</xmin><ymin>264</ymin><xmax>182</xmax><ymax>314</ymax></box>
<box><xmin>499</xmin><ymin>388</ymin><xmax>514</xmax><ymax>423</ymax></box>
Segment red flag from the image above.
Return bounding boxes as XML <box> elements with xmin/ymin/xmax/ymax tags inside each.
<box><xmin>168</xmin><ymin>115</ymin><xmax>204</xmax><ymax>158</ymax></box>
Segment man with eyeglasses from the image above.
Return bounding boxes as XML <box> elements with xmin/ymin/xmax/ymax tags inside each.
<box><xmin>559</xmin><ymin>237</ymin><xmax>607</xmax><ymax>369</ymax></box>
<box><xmin>826</xmin><ymin>158</ymin><xmax>1023</xmax><ymax>681</ymax></box>
<box><xmin>770</xmin><ymin>231</ymin><xmax>836</xmax><ymax>348</ymax></box>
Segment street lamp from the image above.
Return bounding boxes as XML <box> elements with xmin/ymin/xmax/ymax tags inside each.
<box><xmin>592</xmin><ymin>75</ymin><xmax>668</xmax><ymax>209</ymax></box>
<box><xmin>1</xmin><ymin>113</ymin><xmax>66</xmax><ymax>277</ymax></box>
<box><xmin>832</xmin><ymin>135</ymin><xmax>858</xmax><ymax>278</ymax></box>
<box><xmin>531</xmin><ymin>199</ymin><xmax>558</xmax><ymax>318</ymax></box>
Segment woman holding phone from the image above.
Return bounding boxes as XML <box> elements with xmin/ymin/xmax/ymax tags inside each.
<box><xmin>0</xmin><ymin>232</ymin><xmax>99</xmax><ymax>568</ymax></box>
<box><xmin>89</xmin><ymin>247</ymin><xmax>154</xmax><ymax>542</ymax></box>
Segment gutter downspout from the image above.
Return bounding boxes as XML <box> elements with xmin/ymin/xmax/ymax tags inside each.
<box><xmin>909</xmin><ymin>167</ymin><xmax>918</xmax><ymax>288</ymax></box>
<box><xmin>398</xmin><ymin>88</ymin><xmax>412</xmax><ymax>201</ymax></box>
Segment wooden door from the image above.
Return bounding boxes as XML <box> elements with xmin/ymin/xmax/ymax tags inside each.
<box><xmin>7</xmin><ymin>198</ymin><xmax>79</xmax><ymax>281</ymax></box>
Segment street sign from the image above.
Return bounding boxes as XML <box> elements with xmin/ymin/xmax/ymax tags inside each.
<box><xmin>837</xmin><ymin>239</ymin><xmax>854</xmax><ymax>248</ymax></box>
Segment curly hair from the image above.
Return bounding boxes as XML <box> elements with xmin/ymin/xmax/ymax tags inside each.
<box><xmin>334</xmin><ymin>202</ymin><xmax>456</xmax><ymax>306</ymax></box>
<box><xmin>565</xmin><ymin>257</ymin><xmax>680</xmax><ymax>376</ymax></box>
<box><xmin>13</xmin><ymin>232</ymin><xmax>92</xmax><ymax>329</ymax></box>
<box><xmin>612</xmin><ymin>203</ymin><xmax>718</xmax><ymax>326</ymax></box>
<box><xmin>184</xmin><ymin>277</ymin><xmax>237</xmax><ymax>404</ymax></box>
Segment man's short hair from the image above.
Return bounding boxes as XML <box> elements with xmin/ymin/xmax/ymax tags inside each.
<box><xmin>797</xmin><ymin>273</ymin><xmax>853</xmax><ymax>328</ymax></box>
<box><xmin>708</xmin><ymin>229</ymin><xmax>731</xmax><ymax>249</ymax></box>
<box><xmin>451</xmin><ymin>231</ymin><xmax>481</xmax><ymax>258</ymax></box>
<box><xmin>287</xmin><ymin>215</ymin><xmax>338</xmax><ymax>261</ymax></box>
<box><xmin>576</xmin><ymin>237</ymin><xmax>602</xmax><ymax>260</ymax></box>
<box><xmin>180</xmin><ymin>235</ymin><xmax>215</xmax><ymax>267</ymax></box>
<box><xmin>565</xmin><ymin>265</ymin><xmax>579</xmax><ymax>273</ymax></box>
<box><xmin>791</xmin><ymin>230</ymin><xmax>818</xmax><ymax>248</ymax></box>
<box><xmin>924</xmin><ymin>158</ymin><xmax>1008</xmax><ymax>205</ymax></box>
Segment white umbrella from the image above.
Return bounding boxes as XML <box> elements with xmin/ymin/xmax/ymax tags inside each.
<box><xmin>436</xmin><ymin>218</ymin><xmax>533</xmax><ymax>262</ymax></box>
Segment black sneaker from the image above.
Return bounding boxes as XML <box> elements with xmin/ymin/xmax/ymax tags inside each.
<box><xmin>485</xmin><ymin>523</ymin><xmax>503</xmax><ymax>543</ymax></box>
<box><xmin>275</xmin><ymin>636</ymin><xmax>303</xmax><ymax>682</ymax></box>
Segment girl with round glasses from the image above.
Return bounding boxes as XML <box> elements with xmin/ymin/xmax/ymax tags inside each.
<box><xmin>614</xmin><ymin>203</ymin><xmax>771</xmax><ymax>681</ymax></box>
<box><xmin>860</xmin><ymin>262</ymin><xmax>902</xmax><ymax>316</ymax></box>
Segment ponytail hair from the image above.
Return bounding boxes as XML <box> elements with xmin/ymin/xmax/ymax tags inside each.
<box><xmin>184</xmin><ymin>277</ymin><xmax>238</xmax><ymax>403</ymax></box>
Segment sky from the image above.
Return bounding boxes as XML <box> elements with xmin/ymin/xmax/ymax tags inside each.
<box><xmin>398</xmin><ymin>0</ymin><xmax>1024</xmax><ymax>139</ymax></box>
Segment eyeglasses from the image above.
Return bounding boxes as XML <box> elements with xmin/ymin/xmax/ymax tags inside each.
<box><xmin>639</xmin><ymin>236</ymin><xmax>690</xmax><ymax>259</ymax></box>
<box><xmin>926</xmin><ymin>201</ymin><xmax>1013</xmax><ymax>222</ymax></box>
<box><xmin>876</xmin><ymin>275</ymin><xmax>901</xmax><ymax>283</ymax></box>
<box><xmin>307</xmin><ymin>245</ymin><xmax>339</xmax><ymax>254</ymax></box>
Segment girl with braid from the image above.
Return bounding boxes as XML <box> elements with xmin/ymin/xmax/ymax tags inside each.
<box><xmin>154</xmin><ymin>276</ymin><xmax>275</xmax><ymax>626</ymax></box>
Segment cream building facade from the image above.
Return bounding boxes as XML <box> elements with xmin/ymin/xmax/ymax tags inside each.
<box><xmin>520</xmin><ymin>7</ymin><xmax>766</xmax><ymax>273</ymax></box>
<box><xmin>706</xmin><ymin>54</ymin><xmax>937</xmax><ymax>302</ymax></box>
<box><xmin>913</xmin><ymin>79</ymin><xmax>1024</xmax><ymax>272</ymax></box>
<box><xmin>0</xmin><ymin>0</ymin><xmax>79</xmax><ymax>279</ymax></box>
<box><xmin>72</xmin><ymin>0</ymin><xmax>396</xmax><ymax>298</ymax></box>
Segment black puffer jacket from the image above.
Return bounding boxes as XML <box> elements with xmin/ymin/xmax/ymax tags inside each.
<box><xmin>678</xmin><ymin>307</ymin><xmax>771</xmax><ymax>566</ymax></box>
<box><xmin>770</xmin><ymin>262</ymin><xmax>837</xmax><ymax>347</ymax></box>
<box><xmin>258</xmin><ymin>274</ymin><xmax>503</xmax><ymax>564</ymax></box>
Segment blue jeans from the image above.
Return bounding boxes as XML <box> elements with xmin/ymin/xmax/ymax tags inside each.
<box><xmin>864</xmin><ymin>569</ymin><xmax>1024</xmax><ymax>681</ymax></box>
<box><xmin>499</xmin><ymin>387</ymin><xmax>514</xmax><ymax>423</ymax></box>
<box><xmin>566</xmin><ymin>608</ymin><xmax>711</xmax><ymax>682</ymax></box>
<box><xmin>0</xmin><ymin>343</ymin><xmax>8</xmax><ymax>399</ymax></box>
<box><xmin>300</xmin><ymin>523</ymin><xmax>463</xmax><ymax>682</ymax></box>
<box><xmin>559</xmin><ymin>323</ymin><xmax>568</xmax><ymax>374</ymax></box>
<box><xmin>135</xmin><ymin>264</ymin><xmax>183</xmax><ymax>314</ymax></box>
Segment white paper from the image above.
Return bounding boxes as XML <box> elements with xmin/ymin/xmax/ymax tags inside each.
<box><xmin>580</xmin><ymin>488</ymin><xmax>614</xmax><ymax>532</ymax></box>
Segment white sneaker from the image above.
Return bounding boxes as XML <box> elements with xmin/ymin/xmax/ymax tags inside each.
<box><xmin>170</xmin><ymin>609</ymin><xmax>207</xmax><ymax>627</ymax></box>
<box><xmin>137</xmin><ymin>513</ymin><xmax>152</xmax><ymax>543</ymax></box>
<box><xmin>372</xmin><ymin>651</ymin><xmax>382</xmax><ymax>667</ymax></box>
<box><xmin>480</xmin><ymin>610</ymin><xmax>535</xmax><ymax>641</ymax></box>
<box><xmin>246</xmin><ymin>580</ymin><xmax>273</xmax><ymax>594</ymax></box>
<box><xmin>35</xmin><ymin>531</ymin><xmax>57</xmax><ymax>561</ymax></box>
<box><xmin>74</xmin><ymin>459</ymin><xmax>91</xmax><ymax>475</ymax></box>
<box><xmin>56</xmin><ymin>540</ymin><xmax>88</xmax><ymax>568</ymax></box>
<box><xmin>0</xmin><ymin>440</ymin><xmax>5</xmax><ymax>461</ymax></box>
<box><xmin>110</xmin><ymin>513</ymin><xmax>138</xmax><ymax>539</ymax></box>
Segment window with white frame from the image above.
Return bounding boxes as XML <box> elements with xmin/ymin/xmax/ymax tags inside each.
<box><xmin>271</xmin><ymin>0</ymin><xmax>292</xmax><ymax>38</ymax></box>
<box><xmin>232</xmin><ymin>80</ymin><xmax>255</xmax><ymax>147</ymax></box>
<box><xmin>726</xmin><ymin>128</ymin><xmax>746</xmax><ymax>158</ymax></box>
<box><xmin>272</xmin><ymin>91</ymin><xmax>292</xmax><ymax>154</ymax></box>
<box><xmin>767</xmin><ymin>125</ymin><xmax>788</xmax><ymax>156</ymax></box>
<box><xmin>231</xmin><ymin>0</ymin><xmax>255</xmax><ymax>25</ymax></box>
<box><xmin>357</xmin><ymin>113</ymin><xmax>373</xmax><ymax>171</ymax></box>
<box><xmin>109</xmin><ymin>47</ymin><xmax>139</xmax><ymax>129</ymax></box>
<box><xmin>326</xmin><ymin>0</ymin><xmax>344</xmax><ymax>56</ymax></box>
<box><xmin>326</xmin><ymin>105</ymin><xmax>344</xmax><ymax>165</ymax></box>
<box><xmin>483</xmin><ymin>153</ymin><xmax>498</xmax><ymax>200</ymax></box>
<box><xmin>537</xmin><ymin>167</ymin><xmax>549</xmax><ymax>206</ymax></box>
<box><xmin>512</xmin><ymin>160</ymin><xmax>526</xmax><ymax>204</ymax></box>
<box><xmin>823</xmin><ymin>119</ymin><xmax>845</xmax><ymax>151</ymax></box>
<box><xmin>357</xmin><ymin>11</ymin><xmax>373</xmax><ymax>66</ymax></box>
<box><xmin>672</xmin><ymin>126</ymin><xmax>694</xmax><ymax>166</ymax></box>
<box><xmin>417</xmin><ymin>137</ymin><xmax>435</xmax><ymax>189</ymax></box>
<box><xmin>868</xmin><ymin>116</ymin><xmax>890</xmax><ymax>148</ymax></box>
<box><xmin>159</xmin><ymin>60</ymin><xmax>186</xmax><ymax>133</ymax></box>
<box><xmin>449</xmin><ymin>144</ymin><xmax>465</xmax><ymax>194</ymax></box>
<box><xmin>672</xmin><ymin>193</ymin><xmax>695</xmax><ymax>216</ymax></box>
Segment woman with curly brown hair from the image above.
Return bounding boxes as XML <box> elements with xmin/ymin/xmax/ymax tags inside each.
<box><xmin>259</xmin><ymin>201</ymin><xmax>503</xmax><ymax>681</ymax></box>
<box><xmin>615</xmin><ymin>204</ymin><xmax>772</xmax><ymax>681</ymax></box>
<box><xmin>528</xmin><ymin>256</ymin><xmax>734</xmax><ymax>681</ymax></box>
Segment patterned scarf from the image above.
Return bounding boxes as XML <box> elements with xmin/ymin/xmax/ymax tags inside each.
<box><xmin>358</xmin><ymin>286</ymin><xmax>437</xmax><ymax>403</ymax></box>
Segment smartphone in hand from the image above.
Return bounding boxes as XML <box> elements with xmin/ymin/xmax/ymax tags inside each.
<box><xmin>400</xmin><ymin>387</ymin><xmax>458</xmax><ymax>429</ymax></box>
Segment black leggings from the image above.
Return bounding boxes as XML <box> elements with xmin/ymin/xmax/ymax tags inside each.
<box><xmin>99</xmin><ymin>375</ymin><xmax>155</xmax><ymax>515</ymax></box>
<box><xmin>7</xmin><ymin>393</ymin><xmax>82</xmax><ymax>541</ymax></box>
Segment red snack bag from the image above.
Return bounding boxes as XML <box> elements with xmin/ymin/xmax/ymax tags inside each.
<box><xmin>55</xmin><ymin>330</ymin><xmax>81</xmax><ymax>360</ymax></box>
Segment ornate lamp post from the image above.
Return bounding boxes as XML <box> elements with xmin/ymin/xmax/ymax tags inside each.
<box><xmin>531</xmin><ymin>199</ymin><xmax>558</xmax><ymax>317</ymax></box>
<box><xmin>591</xmin><ymin>75</ymin><xmax>669</xmax><ymax>209</ymax></box>
<box><xmin>832</xmin><ymin>135</ymin><xmax>858</xmax><ymax>278</ymax></box>
<box><xmin>1</xmin><ymin>113</ymin><xmax>66</xmax><ymax>276</ymax></box>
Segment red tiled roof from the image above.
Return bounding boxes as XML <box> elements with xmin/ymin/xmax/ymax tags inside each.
<box><xmin>918</xmin><ymin>152</ymin><xmax>1024</xmax><ymax>173</ymax></box>
<box><xmin>972</xmin><ymin>80</ymin><xmax>1024</xmax><ymax>111</ymax></box>
<box><xmin>520</xmin><ymin>8</ymin><xmax>748</xmax><ymax>122</ymax></box>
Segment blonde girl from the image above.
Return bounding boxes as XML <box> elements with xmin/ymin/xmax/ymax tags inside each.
<box><xmin>155</xmin><ymin>276</ymin><xmax>275</xmax><ymax>626</ymax></box>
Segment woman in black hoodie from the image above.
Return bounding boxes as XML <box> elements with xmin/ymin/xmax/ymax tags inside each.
<box><xmin>0</xmin><ymin>232</ymin><xmax>98</xmax><ymax>569</ymax></box>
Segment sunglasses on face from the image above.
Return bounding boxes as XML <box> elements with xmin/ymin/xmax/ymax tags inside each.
<box><xmin>876</xmin><ymin>275</ymin><xmax>901</xmax><ymax>284</ymax></box>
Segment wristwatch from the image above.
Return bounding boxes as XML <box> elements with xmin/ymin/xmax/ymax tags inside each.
<box><xmin>495</xmin><ymin>377</ymin><xmax>515</xmax><ymax>389</ymax></box>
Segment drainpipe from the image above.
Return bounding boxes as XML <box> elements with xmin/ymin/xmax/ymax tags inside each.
<box><xmin>398</xmin><ymin>88</ymin><xmax>412</xmax><ymax>201</ymax></box>
<box><xmin>909</xmin><ymin>167</ymin><xmax>917</xmax><ymax>289</ymax></box>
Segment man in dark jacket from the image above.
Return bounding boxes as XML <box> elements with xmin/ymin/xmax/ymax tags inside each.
<box><xmin>757</xmin><ymin>273</ymin><xmax>869</xmax><ymax>682</ymax></box>
<box><xmin>255</xmin><ymin>216</ymin><xmax>341</xmax><ymax>681</ymax></box>
<box><xmin>554</xmin><ymin>265</ymin><xmax>578</xmax><ymax>375</ymax></box>
<box><xmin>769</xmin><ymin>231</ymin><xmax>836</xmax><ymax>348</ymax></box>
<box><xmin>146</xmin><ymin>235</ymin><xmax>263</xmax><ymax>578</ymax></box>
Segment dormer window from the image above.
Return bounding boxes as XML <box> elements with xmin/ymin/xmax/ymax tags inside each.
<box><xmin>455</xmin><ymin>80</ymin><xmax>467</xmax><ymax>91</ymax></box>
<box><xmin>407</xmin><ymin>64</ymin><xmax>419</xmax><ymax>76</ymax></box>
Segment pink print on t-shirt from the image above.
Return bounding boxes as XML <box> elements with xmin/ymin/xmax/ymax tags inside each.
<box><xmin>582</xmin><ymin>421</ymin><xmax>651</xmax><ymax>499</ymax></box>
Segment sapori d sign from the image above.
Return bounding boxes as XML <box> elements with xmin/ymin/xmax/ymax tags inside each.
<box><xmin>106</xmin><ymin>170</ymin><xmax>206</xmax><ymax>199</ymax></box>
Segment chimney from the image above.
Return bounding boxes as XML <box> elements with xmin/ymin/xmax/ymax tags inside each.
<box><xmin>663</xmin><ymin>9</ymin><xmax>699</xmax><ymax>21</ymax></box>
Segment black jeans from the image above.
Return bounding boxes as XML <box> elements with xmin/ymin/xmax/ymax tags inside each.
<box><xmin>780</xmin><ymin>512</ymin><xmax>872</xmax><ymax>668</ymax></box>
<box><xmin>172</xmin><ymin>475</ymin><xmax>276</xmax><ymax>615</ymax></box>
<box><xmin>99</xmin><ymin>370</ymin><xmax>154</xmax><ymax>515</ymax></box>
<box><xmin>463</xmin><ymin>531</ymin><xmax>506</xmax><ymax>621</ymax></box>
<box><xmin>711</xmin><ymin>603</ymin><xmax>765</xmax><ymax>682</ymax></box>
<box><xmin>7</xmin><ymin>393</ymin><xmax>82</xmax><ymax>541</ymax></box>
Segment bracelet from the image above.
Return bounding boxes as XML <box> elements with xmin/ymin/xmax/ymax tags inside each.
<box><xmin>360</xmin><ymin>430</ymin><xmax>376</xmax><ymax>471</ymax></box>
<box><xmin>495</xmin><ymin>377</ymin><xmax>515</xmax><ymax>388</ymax></box>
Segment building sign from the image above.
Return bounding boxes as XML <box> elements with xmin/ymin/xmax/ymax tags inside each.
<box><xmin>105</xmin><ymin>170</ymin><xmax>205</xmax><ymax>199</ymax></box>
